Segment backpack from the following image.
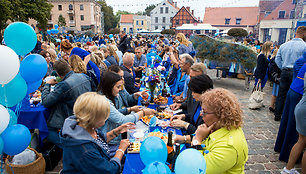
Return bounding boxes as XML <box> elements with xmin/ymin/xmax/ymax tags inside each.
<box><xmin>268</xmin><ymin>57</ymin><xmax>281</xmax><ymax>84</ymax></box>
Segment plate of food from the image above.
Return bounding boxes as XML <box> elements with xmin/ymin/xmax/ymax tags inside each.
<box><xmin>141</xmin><ymin>115</ymin><xmax>153</xmax><ymax>125</ymax></box>
<box><xmin>153</xmin><ymin>95</ymin><xmax>168</xmax><ymax>105</ymax></box>
<box><xmin>127</xmin><ymin>142</ymin><xmax>141</xmax><ymax>153</ymax></box>
<box><xmin>148</xmin><ymin>132</ymin><xmax>168</xmax><ymax>144</ymax></box>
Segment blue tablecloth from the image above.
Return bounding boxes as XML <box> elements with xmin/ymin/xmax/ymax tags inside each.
<box><xmin>123</xmin><ymin>127</ymin><xmax>183</xmax><ymax>174</ymax></box>
<box><xmin>16</xmin><ymin>104</ymin><xmax>50</xmax><ymax>147</ymax></box>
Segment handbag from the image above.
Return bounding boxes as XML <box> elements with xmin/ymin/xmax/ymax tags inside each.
<box><xmin>248</xmin><ymin>83</ymin><xmax>264</xmax><ymax>109</ymax></box>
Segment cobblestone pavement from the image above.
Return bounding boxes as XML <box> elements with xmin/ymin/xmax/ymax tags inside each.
<box><xmin>206</xmin><ymin>69</ymin><xmax>302</xmax><ymax>174</ymax></box>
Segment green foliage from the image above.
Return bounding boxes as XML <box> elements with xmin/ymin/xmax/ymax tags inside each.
<box><xmin>161</xmin><ymin>29</ymin><xmax>175</xmax><ymax>35</ymax></box>
<box><xmin>108</xmin><ymin>28</ymin><xmax>120</xmax><ymax>34</ymax></box>
<box><xmin>97</xmin><ymin>0</ymin><xmax>118</xmax><ymax>33</ymax></box>
<box><xmin>0</xmin><ymin>0</ymin><xmax>52</xmax><ymax>40</ymax></box>
<box><xmin>58</xmin><ymin>15</ymin><xmax>66</xmax><ymax>27</ymax></box>
<box><xmin>192</xmin><ymin>35</ymin><xmax>257</xmax><ymax>69</ymax></box>
<box><xmin>227</xmin><ymin>28</ymin><xmax>248</xmax><ymax>37</ymax></box>
<box><xmin>144</xmin><ymin>4</ymin><xmax>156</xmax><ymax>16</ymax></box>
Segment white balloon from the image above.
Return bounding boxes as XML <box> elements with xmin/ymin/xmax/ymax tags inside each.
<box><xmin>0</xmin><ymin>45</ymin><xmax>20</xmax><ymax>85</ymax></box>
<box><xmin>0</xmin><ymin>104</ymin><xmax>10</xmax><ymax>134</ymax></box>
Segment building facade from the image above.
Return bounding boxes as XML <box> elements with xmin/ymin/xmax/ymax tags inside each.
<box><xmin>120</xmin><ymin>14</ymin><xmax>151</xmax><ymax>34</ymax></box>
<box><xmin>48</xmin><ymin>0</ymin><xmax>103</xmax><ymax>33</ymax></box>
<box><xmin>150</xmin><ymin>0</ymin><xmax>179</xmax><ymax>30</ymax></box>
<box><xmin>258</xmin><ymin>0</ymin><xmax>304</xmax><ymax>45</ymax></box>
<box><xmin>203</xmin><ymin>7</ymin><xmax>259</xmax><ymax>35</ymax></box>
<box><xmin>171</xmin><ymin>6</ymin><xmax>198</xmax><ymax>32</ymax></box>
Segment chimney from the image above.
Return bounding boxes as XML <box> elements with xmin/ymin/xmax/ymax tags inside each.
<box><xmin>198</xmin><ymin>17</ymin><xmax>200</xmax><ymax>22</ymax></box>
<box><xmin>192</xmin><ymin>10</ymin><xmax>194</xmax><ymax>15</ymax></box>
<box><xmin>186</xmin><ymin>6</ymin><xmax>190</xmax><ymax>12</ymax></box>
<box><xmin>174</xmin><ymin>2</ymin><xmax>177</xmax><ymax>7</ymax></box>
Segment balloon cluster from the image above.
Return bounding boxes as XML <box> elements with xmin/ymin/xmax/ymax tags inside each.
<box><xmin>139</xmin><ymin>136</ymin><xmax>207</xmax><ymax>174</ymax></box>
<box><xmin>0</xmin><ymin>22</ymin><xmax>48</xmax><ymax>156</ymax></box>
<box><xmin>47</xmin><ymin>24</ymin><xmax>59</xmax><ymax>35</ymax></box>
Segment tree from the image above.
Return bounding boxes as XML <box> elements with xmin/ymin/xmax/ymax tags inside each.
<box><xmin>161</xmin><ymin>29</ymin><xmax>175</xmax><ymax>35</ymax></box>
<box><xmin>227</xmin><ymin>28</ymin><xmax>248</xmax><ymax>37</ymax></box>
<box><xmin>58</xmin><ymin>15</ymin><xmax>66</xmax><ymax>27</ymax></box>
<box><xmin>144</xmin><ymin>4</ymin><xmax>156</xmax><ymax>16</ymax></box>
<box><xmin>0</xmin><ymin>0</ymin><xmax>52</xmax><ymax>40</ymax></box>
<box><xmin>97</xmin><ymin>0</ymin><xmax>118</xmax><ymax>33</ymax></box>
<box><xmin>108</xmin><ymin>28</ymin><xmax>120</xmax><ymax>34</ymax></box>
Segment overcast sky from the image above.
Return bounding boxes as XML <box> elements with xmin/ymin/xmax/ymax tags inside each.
<box><xmin>105</xmin><ymin>0</ymin><xmax>260</xmax><ymax>20</ymax></box>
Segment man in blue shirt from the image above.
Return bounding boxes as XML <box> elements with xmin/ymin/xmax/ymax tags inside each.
<box><xmin>274</xmin><ymin>26</ymin><xmax>306</xmax><ymax>121</ymax></box>
<box><xmin>134</xmin><ymin>47</ymin><xmax>147</xmax><ymax>79</ymax></box>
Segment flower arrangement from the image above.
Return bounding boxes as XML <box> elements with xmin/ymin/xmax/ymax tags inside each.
<box><xmin>145</xmin><ymin>68</ymin><xmax>161</xmax><ymax>103</ymax></box>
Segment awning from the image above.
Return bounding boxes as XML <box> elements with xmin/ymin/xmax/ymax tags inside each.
<box><xmin>137</xmin><ymin>29</ymin><xmax>149</xmax><ymax>33</ymax></box>
<box><xmin>176</xmin><ymin>24</ymin><xmax>218</xmax><ymax>30</ymax></box>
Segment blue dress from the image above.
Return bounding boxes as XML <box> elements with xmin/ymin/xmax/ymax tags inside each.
<box><xmin>274</xmin><ymin>64</ymin><xmax>306</xmax><ymax>162</ymax></box>
<box><xmin>169</xmin><ymin>68</ymin><xmax>187</xmax><ymax>96</ymax></box>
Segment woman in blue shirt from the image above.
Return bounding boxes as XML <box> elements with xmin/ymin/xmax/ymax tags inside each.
<box><xmin>60</xmin><ymin>39</ymin><xmax>100</xmax><ymax>84</ymax></box>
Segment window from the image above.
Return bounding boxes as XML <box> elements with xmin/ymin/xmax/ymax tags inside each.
<box><xmin>160</xmin><ymin>7</ymin><xmax>163</xmax><ymax>14</ymax></box>
<box><xmin>69</xmin><ymin>4</ymin><xmax>73</xmax><ymax>10</ymax></box>
<box><xmin>290</xmin><ymin>10</ymin><xmax>295</xmax><ymax>19</ymax></box>
<box><xmin>170</xmin><ymin>17</ymin><xmax>173</xmax><ymax>22</ymax></box>
<box><xmin>278</xmin><ymin>11</ymin><xmax>285</xmax><ymax>19</ymax></box>
<box><xmin>292</xmin><ymin>0</ymin><xmax>297</xmax><ymax>4</ymax></box>
<box><xmin>123</xmin><ymin>28</ymin><xmax>126</xmax><ymax>32</ymax></box>
<box><xmin>236</xmin><ymin>18</ymin><xmax>241</xmax><ymax>24</ymax></box>
<box><xmin>304</xmin><ymin>14</ymin><xmax>306</xmax><ymax>18</ymax></box>
<box><xmin>165</xmin><ymin>7</ymin><xmax>168</xmax><ymax>13</ymax></box>
<box><xmin>155</xmin><ymin>17</ymin><xmax>158</xmax><ymax>23</ymax></box>
<box><xmin>163</xmin><ymin>17</ymin><xmax>166</xmax><ymax>23</ymax></box>
<box><xmin>265</xmin><ymin>11</ymin><xmax>271</xmax><ymax>17</ymax></box>
<box><xmin>129</xmin><ymin>28</ymin><xmax>133</xmax><ymax>33</ymax></box>
<box><xmin>225</xmin><ymin>18</ymin><xmax>230</xmax><ymax>24</ymax></box>
<box><xmin>141</xmin><ymin>21</ymin><xmax>144</xmax><ymax>25</ymax></box>
<box><xmin>155</xmin><ymin>26</ymin><xmax>158</xmax><ymax>30</ymax></box>
<box><xmin>136</xmin><ymin>21</ymin><xmax>139</xmax><ymax>25</ymax></box>
<box><xmin>163</xmin><ymin>3</ymin><xmax>166</xmax><ymax>5</ymax></box>
<box><xmin>69</xmin><ymin>15</ymin><xmax>74</xmax><ymax>21</ymax></box>
<box><xmin>80</xmin><ymin>4</ymin><xmax>84</xmax><ymax>10</ymax></box>
<box><xmin>58</xmin><ymin>5</ymin><xmax>62</xmax><ymax>11</ymax></box>
<box><xmin>176</xmin><ymin>20</ymin><xmax>179</xmax><ymax>25</ymax></box>
<box><xmin>186</xmin><ymin>20</ymin><xmax>190</xmax><ymax>24</ymax></box>
<box><xmin>162</xmin><ymin>26</ymin><xmax>165</xmax><ymax>30</ymax></box>
<box><xmin>80</xmin><ymin>15</ymin><xmax>84</xmax><ymax>21</ymax></box>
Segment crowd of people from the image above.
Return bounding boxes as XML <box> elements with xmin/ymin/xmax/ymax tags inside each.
<box><xmin>16</xmin><ymin>25</ymin><xmax>306</xmax><ymax>173</ymax></box>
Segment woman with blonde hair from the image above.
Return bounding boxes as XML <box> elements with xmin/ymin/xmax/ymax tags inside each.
<box><xmin>254</xmin><ymin>41</ymin><xmax>273</xmax><ymax>90</ymax></box>
<box><xmin>60</xmin><ymin>92</ymin><xmax>133</xmax><ymax>173</ymax></box>
<box><xmin>175</xmin><ymin>88</ymin><xmax>248</xmax><ymax>173</ymax></box>
<box><xmin>107</xmin><ymin>45</ymin><xmax>120</xmax><ymax>64</ymax></box>
<box><xmin>176</xmin><ymin>33</ymin><xmax>194</xmax><ymax>55</ymax></box>
<box><xmin>68</xmin><ymin>55</ymin><xmax>87</xmax><ymax>74</ymax></box>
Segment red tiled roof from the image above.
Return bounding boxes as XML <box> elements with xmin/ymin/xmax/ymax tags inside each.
<box><xmin>173</xmin><ymin>6</ymin><xmax>198</xmax><ymax>22</ymax></box>
<box><xmin>259</xmin><ymin>0</ymin><xmax>283</xmax><ymax>12</ymax></box>
<box><xmin>120</xmin><ymin>14</ymin><xmax>134</xmax><ymax>23</ymax></box>
<box><xmin>203</xmin><ymin>7</ymin><xmax>259</xmax><ymax>26</ymax></box>
<box><xmin>167</xmin><ymin>1</ymin><xmax>180</xmax><ymax>10</ymax></box>
<box><xmin>263</xmin><ymin>0</ymin><xmax>295</xmax><ymax>20</ymax></box>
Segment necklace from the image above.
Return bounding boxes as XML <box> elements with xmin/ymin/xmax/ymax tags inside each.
<box><xmin>91</xmin><ymin>128</ymin><xmax>98</xmax><ymax>139</ymax></box>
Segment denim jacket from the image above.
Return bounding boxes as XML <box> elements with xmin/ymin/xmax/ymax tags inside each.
<box><xmin>42</xmin><ymin>71</ymin><xmax>95</xmax><ymax>129</ymax></box>
<box><xmin>99</xmin><ymin>98</ymin><xmax>139</xmax><ymax>145</ymax></box>
<box><xmin>115</xmin><ymin>88</ymin><xmax>138</xmax><ymax>115</ymax></box>
<box><xmin>60</xmin><ymin>116</ymin><xmax>121</xmax><ymax>174</ymax></box>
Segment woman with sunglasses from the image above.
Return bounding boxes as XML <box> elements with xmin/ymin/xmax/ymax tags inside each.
<box><xmin>175</xmin><ymin>88</ymin><xmax>248</xmax><ymax>173</ymax></box>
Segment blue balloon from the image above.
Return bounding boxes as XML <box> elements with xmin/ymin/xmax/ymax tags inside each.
<box><xmin>0</xmin><ymin>74</ymin><xmax>27</xmax><ymax>107</ymax></box>
<box><xmin>0</xmin><ymin>137</ymin><xmax>3</xmax><ymax>155</ymax></box>
<box><xmin>27</xmin><ymin>79</ymin><xmax>42</xmax><ymax>95</ymax></box>
<box><xmin>20</xmin><ymin>54</ymin><xmax>48</xmax><ymax>83</ymax></box>
<box><xmin>47</xmin><ymin>30</ymin><xmax>51</xmax><ymax>35</ymax></box>
<box><xmin>175</xmin><ymin>149</ymin><xmax>206</xmax><ymax>174</ymax></box>
<box><xmin>140</xmin><ymin>136</ymin><xmax>168</xmax><ymax>166</ymax></box>
<box><xmin>51</xmin><ymin>29</ymin><xmax>59</xmax><ymax>34</ymax></box>
<box><xmin>109</xmin><ymin>34</ymin><xmax>113</xmax><ymax>38</ymax></box>
<box><xmin>1</xmin><ymin>124</ymin><xmax>31</xmax><ymax>156</ymax></box>
<box><xmin>143</xmin><ymin>161</ymin><xmax>171</xmax><ymax>174</ymax></box>
<box><xmin>7</xmin><ymin>109</ymin><xmax>18</xmax><ymax>126</ymax></box>
<box><xmin>54</xmin><ymin>24</ymin><xmax>59</xmax><ymax>29</ymax></box>
<box><xmin>4</xmin><ymin>22</ymin><xmax>37</xmax><ymax>56</ymax></box>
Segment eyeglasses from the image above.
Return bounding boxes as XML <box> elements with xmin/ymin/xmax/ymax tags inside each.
<box><xmin>200</xmin><ymin>110</ymin><xmax>215</xmax><ymax>116</ymax></box>
<box><xmin>135</xmin><ymin>52</ymin><xmax>141</xmax><ymax>53</ymax></box>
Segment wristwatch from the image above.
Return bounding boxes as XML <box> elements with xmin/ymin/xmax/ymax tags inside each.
<box><xmin>192</xmin><ymin>139</ymin><xmax>199</xmax><ymax>146</ymax></box>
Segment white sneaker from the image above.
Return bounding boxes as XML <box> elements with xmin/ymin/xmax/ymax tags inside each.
<box><xmin>281</xmin><ymin>167</ymin><xmax>300</xmax><ymax>174</ymax></box>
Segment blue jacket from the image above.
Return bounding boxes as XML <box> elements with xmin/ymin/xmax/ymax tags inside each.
<box><xmin>115</xmin><ymin>89</ymin><xmax>138</xmax><ymax>115</ymax></box>
<box><xmin>121</xmin><ymin>65</ymin><xmax>138</xmax><ymax>94</ymax></box>
<box><xmin>177</xmin><ymin>43</ymin><xmax>194</xmax><ymax>55</ymax></box>
<box><xmin>291</xmin><ymin>63</ymin><xmax>306</xmax><ymax>95</ymax></box>
<box><xmin>106</xmin><ymin>56</ymin><xmax>118</xmax><ymax>65</ymax></box>
<box><xmin>60</xmin><ymin>116</ymin><xmax>121</xmax><ymax>174</ymax></box>
<box><xmin>99</xmin><ymin>98</ymin><xmax>139</xmax><ymax>145</ymax></box>
<box><xmin>42</xmin><ymin>71</ymin><xmax>95</xmax><ymax>129</ymax></box>
<box><xmin>293</xmin><ymin>52</ymin><xmax>306</xmax><ymax>78</ymax></box>
<box><xmin>170</xmin><ymin>68</ymin><xmax>187</xmax><ymax>96</ymax></box>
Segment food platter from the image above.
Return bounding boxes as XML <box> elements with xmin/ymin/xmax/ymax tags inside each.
<box><xmin>141</xmin><ymin>112</ymin><xmax>173</xmax><ymax>125</ymax></box>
